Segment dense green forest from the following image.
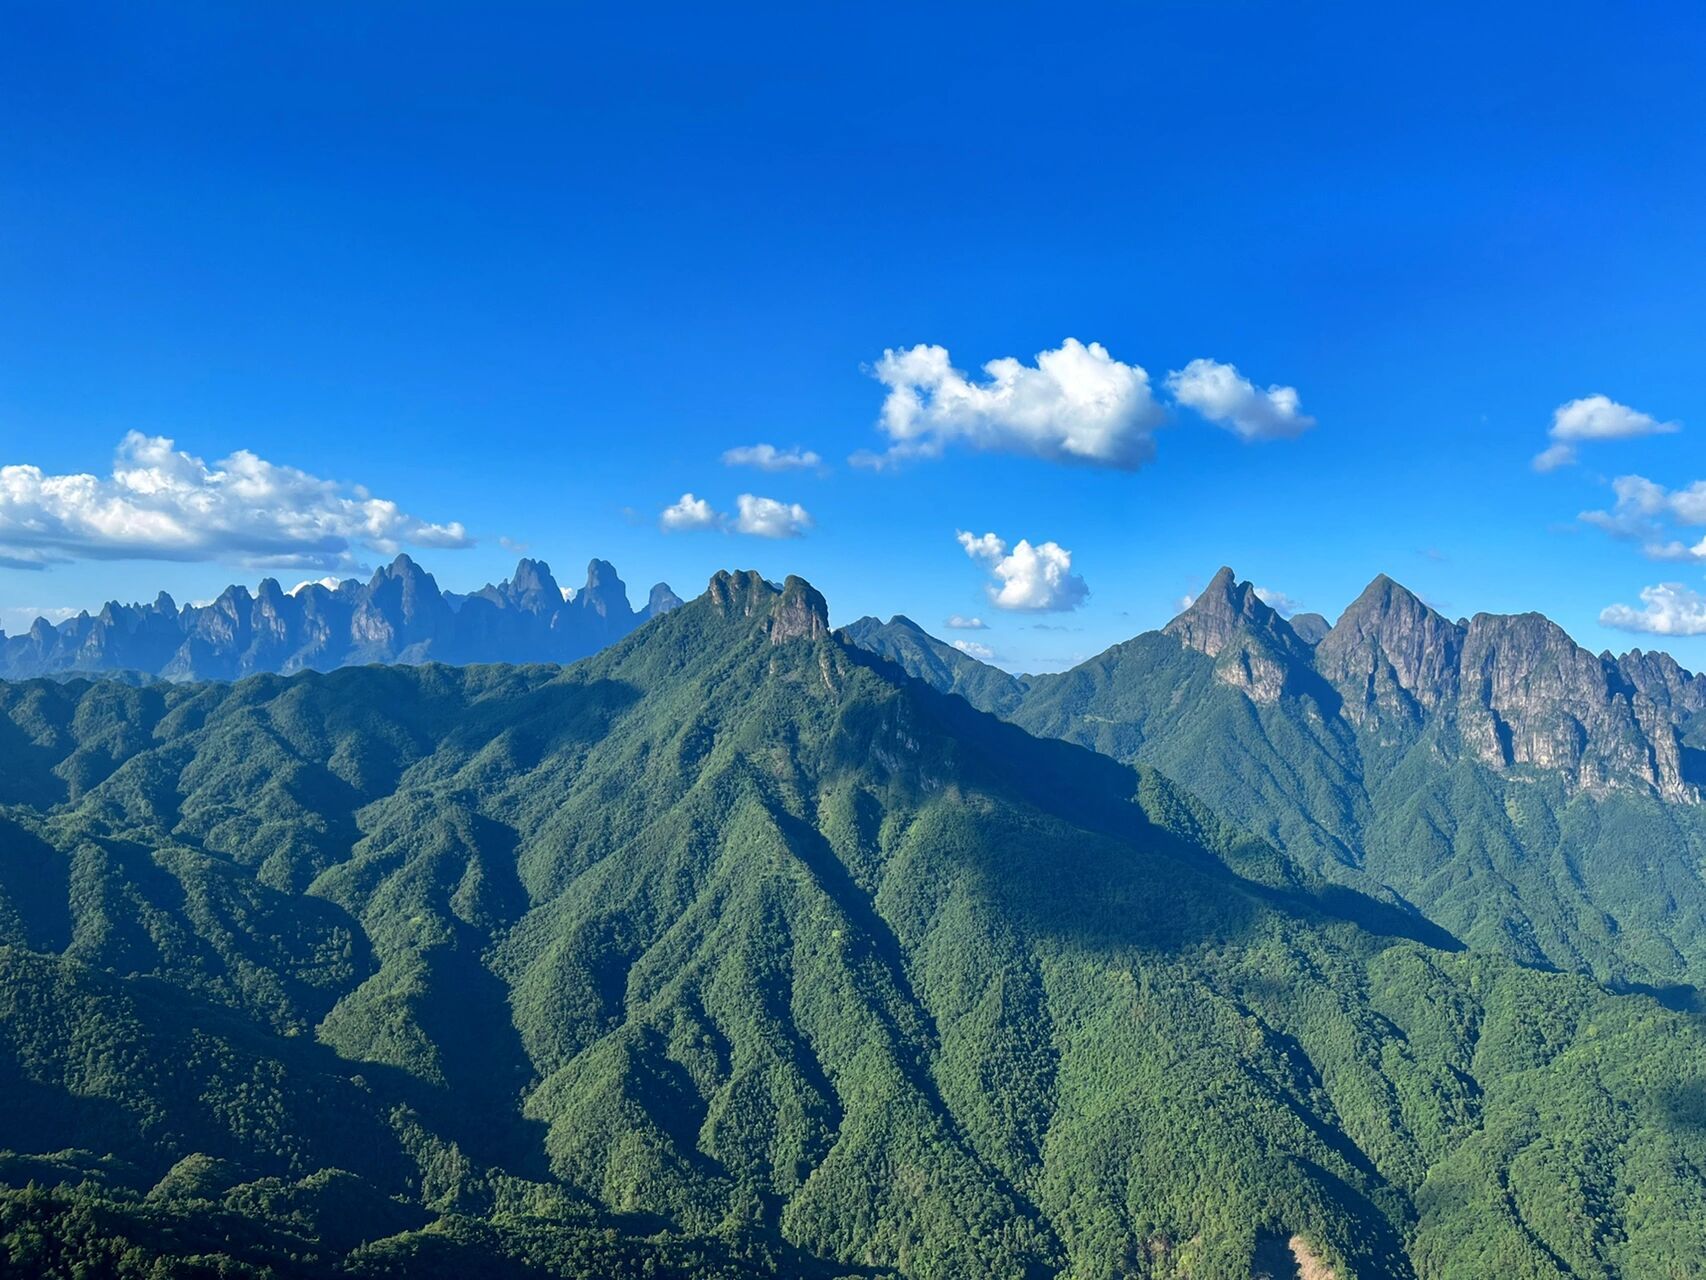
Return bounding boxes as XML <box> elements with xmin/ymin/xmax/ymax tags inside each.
<box><xmin>3</xmin><ymin>572</ymin><xmax>1706</xmax><ymax>1277</ymax></box>
<box><xmin>845</xmin><ymin>576</ymin><xmax>1706</xmax><ymax>999</ymax></box>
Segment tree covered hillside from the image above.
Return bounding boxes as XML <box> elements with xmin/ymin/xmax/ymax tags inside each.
<box><xmin>846</xmin><ymin>570</ymin><xmax>1706</xmax><ymax>996</ymax></box>
<box><xmin>1</xmin><ymin>572</ymin><xmax>1704</xmax><ymax>1277</ymax></box>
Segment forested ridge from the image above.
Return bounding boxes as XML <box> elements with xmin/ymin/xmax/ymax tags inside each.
<box><xmin>845</xmin><ymin>569</ymin><xmax>1706</xmax><ymax>997</ymax></box>
<box><xmin>2</xmin><ymin>570</ymin><xmax>1705</xmax><ymax>1278</ymax></box>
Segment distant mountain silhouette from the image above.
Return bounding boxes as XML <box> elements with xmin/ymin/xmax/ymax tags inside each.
<box><xmin>0</xmin><ymin>554</ymin><xmax>678</xmax><ymax>681</ymax></box>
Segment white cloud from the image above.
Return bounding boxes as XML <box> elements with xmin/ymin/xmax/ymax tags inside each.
<box><xmin>1254</xmin><ymin>586</ymin><xmax>1300</xmax><ymax>617</ymax></box>
<box><xmin>1552</xmin><ymin>394</ymin><xmax>1677</xmax><ymax>441</ymax></box>
<box><xmin>1532</xmin><ymin>443</ymin><xmax>1578</xmax><ymax>473</ymax></box>
<box><xmin>944</xmin><ymin>615</ymin><xmax>987</xmax><ymax>630</ymax></box>
<box><xmin>734</xmin><ymin>494</ymin><xmax>813</xmax><ymax>539</ymax></box>
<box><xmin>1165</xmin><ymin>359</ymin><xmax>1315</xmax><ymax>441</ymax></box>
<box><xmin>659</xmin><ymin>492</ymin><xmax>722</xmax><ymax>532</ymax></box>
<box><xmin>957</xmin><ymin>529</ymin><xmax>1088</xmax><ymax>612</ymax></box>
<box><xmin>1533</xmin><ymin>395</ymin><xmax>1679</xmax><ymax>470</ymax></box>
<box><xmin>951</xmin><ymin>639</ymin><xmax>997</xmax><ymax>661</ymax></box>
<box><xmin>722</xmin><ymin>443</ymin><xmax>823</xmax><ymax>472</ymax></box>
<box><xmin>288</xmin><ymin>576</ymin><xmax>345</xmax><ymax>596</ymax></box>
<box><xmin>0</xmin><ymin>432</ymin><xmax>471</xmax><ymax>572</ymax></box>
<box><xmin>659</xmin><ymin>491</ymin><xmax>813</xmax><ymax>538</ymax></box>
<box><xmin>1599</xmin><ymin>583</ymin><xmax>1706</xmax><ymax>636</ymax></box>
<box><xmin>1580</xmin><ymin>474</ymin><xmax>1706</xmax><ymax>560</ymax></box>
<box><xmin>869</xmin><ymin>339</ymin><xmax>1164</xmax><ymax>469</ymax></box>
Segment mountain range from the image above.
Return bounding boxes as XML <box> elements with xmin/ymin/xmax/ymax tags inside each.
<box><xmin>1</xmin><ymin>568</ymin><xmax>1706</xmax><ymax>1277</ymax></box>
<box><xmin>844</xmin><ymin>567</ymin><xmax>1706</xmax><ymax>995</ymax></box>
<box><xmin>0</xmin><ymin>555</ymin><xmax>682</xmax><ymax>683</ymax></box>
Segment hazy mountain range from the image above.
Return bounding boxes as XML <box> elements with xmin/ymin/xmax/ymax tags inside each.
<box><xmin>0</xmin><ymin>555</ymin><xmax>682</xmax><ymax>682</ymax></box>
<box><xmin>3</xmin><ymin>565</ymin><xmax>1706</xmax><ymax>1277</ymax></box>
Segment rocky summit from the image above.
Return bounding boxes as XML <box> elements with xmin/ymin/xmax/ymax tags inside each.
<box><xmin>844</xmin><ymin>567</ymin><xmax>1706</xmax><ymax>988</ymax></box>
<box><xmin>0</xmin><ymin>554</ymin><xmax>679</xmax><ymax>682</ymax></box>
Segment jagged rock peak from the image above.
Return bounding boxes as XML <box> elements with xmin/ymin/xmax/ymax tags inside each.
<box><xmin>1314</xmin><ymin>572</ymin><xmax>1464</xmax><ymax>713</ymax></box>
<box><xmin>376</xmin><ymin>553</ymin><xmax>429</xmax><ymax>582</ymax></box>
<box><xmin>1617</xmin><ymin>648</ymin><xmax>1706</xmax><ymax>716</ymax></box>
<box><xmin>705</xmin><ymin>570</ymin><xmax>830</xmax><ymax>643</ymax></box>
<box><xmin>1165</xmin><ymin>566</ymin><xmax>1290</xmax><ymax>659</ymax></box>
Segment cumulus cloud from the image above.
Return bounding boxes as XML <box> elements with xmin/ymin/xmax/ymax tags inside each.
<box><xmin>0</xmin><ymin>433</ymin><xmax>471</xmax><ymax>572</ymax></box>
<box><xmin>944</xmin><ymin>615</ymin><xmax>987</xmax><ymax>630</ymax></box>
<box><xmin>1533</xmin><ymin>395</ymin><xmax>1679</xmax><ymax>471</ymax></box>
<box><xmin>868</xmin><ymin>339</ymin><xmax>1165</xmax><ymax>469</ymax></box>
<box><xmin>951</xmin><ymin>639</ymin><xmax>997</xmax><ymax>661</ymax></box>
<box><xmin>722</xmin><ymin>444</ymin><xmax>823</xmax><ymax>472</ymax></box>
<box><xmin>1599</xmin><ymin>583</ymin><xmax>1706</xmax><ymax>636</ymax></box>
<box><xmin>1165</xmin><ymin>359</ymin><xmax>1315</xmax><ymax>441</ymax></box>
<box><xmin>734</xmin><ymin>494</ymin><xmax>813</xmax><ymax>539</ymax></box>
<box><xmin>659</xmin><ymin>493</ymin><xmax>722</xmax><ymax>532</ymax></box>
<box><xmin>957</xmin><ymin>529</ymin><xmax>1088</xmax><ymax>612</ymax></box>
<box><xmin>658</xmin><ymin>492</ymin><xmax>813</xmax><ymax>538</ymax></box>
<box><xmin>1580</xmin><ymin>474</ymin><xmax>1706</xmax><ymax>560</ymax></box>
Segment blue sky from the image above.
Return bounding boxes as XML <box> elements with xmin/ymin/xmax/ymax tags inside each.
<box><xmin>4</xmin><ymin>3</ymin><xmax>1706</xmax><ymax>672</ymax></box>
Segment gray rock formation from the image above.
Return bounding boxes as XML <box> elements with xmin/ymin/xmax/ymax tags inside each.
<box><xmin>0</xmin><ymin>555</ymin><xmax>678</xmax><ymax>682</ymax></box>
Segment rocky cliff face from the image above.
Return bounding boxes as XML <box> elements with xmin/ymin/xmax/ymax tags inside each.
<box><xmin>706</xmin><ymin>569</ymin><xmax>830</xmax><ymax>644</ymax></box>
<box><xmin>1181</xmin><ymin>569</ymin><xmax>1700</xmax><ymax>801</ymax></box>
<box><xmin>0</xmin><ymin>555</ymin><xmax>679</xmax><ymax>682</ymax></box>
<box><xmin>1165</xmin><ymin>567</ymin><xmax>1316</xmax><ymax>704</ymax></box>
<box><xmin>1314</xmin><ymin>575</ymin><xmax>1465</xmax><ymax>730</ymax></box>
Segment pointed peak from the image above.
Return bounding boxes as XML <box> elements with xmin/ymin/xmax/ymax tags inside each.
<box><xmin>1341</xmin><ymin>572</ymin><xmax>1427</xmax><ymax>618</ymax></box>
<box><xmin>1323</xmin><ymin>573</ymin><xmax>1446</xmax><ymax>641</ymax></box>
<box><xmin>371</xmin><ymin>554</ymin><xmax>421</xmax><ymax>587</ymax></box>
<box><xmin>1164</xmin><ymin>567</ymin><xmax>1284</xmax><ymax>658</ymax></box>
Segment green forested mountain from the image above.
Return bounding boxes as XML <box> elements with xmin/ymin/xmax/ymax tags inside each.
<box><xmin>3</xmin><ymin>571</ymin><xmax>1706</xmax><ymax>1278</ymax></box>
<box><xmin>846</xmin><ymin>568</ymin><xmax>1706</xmax><ymax>997</ymax></box>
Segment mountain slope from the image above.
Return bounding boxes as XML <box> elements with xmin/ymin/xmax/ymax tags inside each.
<box><xmin>1</xmin><ymin>572</ymin><xmax>1705</xmax><ymax>1277</ymax></box>
<box><xmin>843</xmin><ymin>570</ymin><xmax>1706</xmax><ymax>992</ymax></box>
<box><xmin>0</xmin><ymin>554</ymin><xmax>680</xmax><ymax>683</ymax></box>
